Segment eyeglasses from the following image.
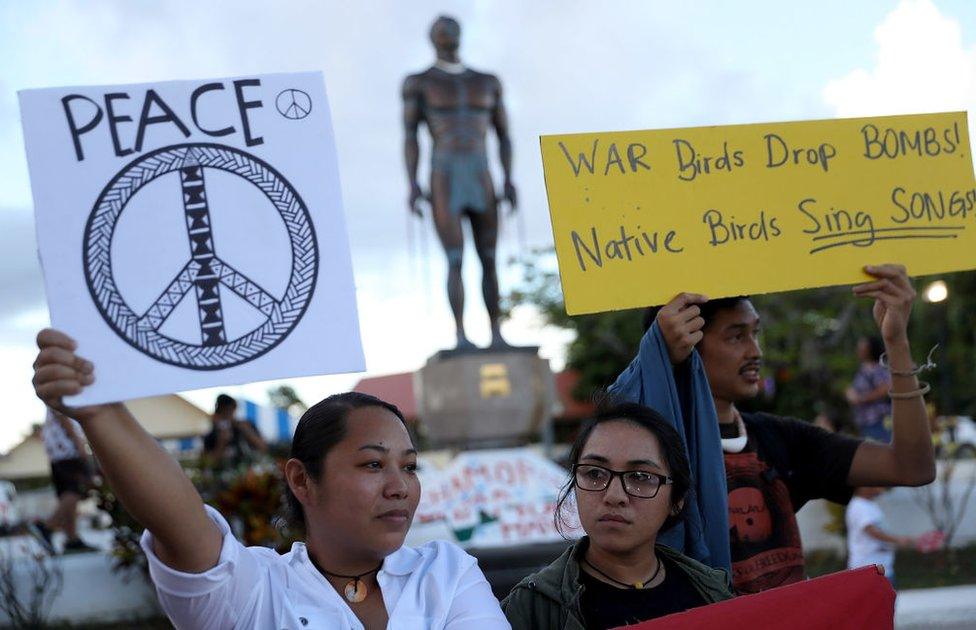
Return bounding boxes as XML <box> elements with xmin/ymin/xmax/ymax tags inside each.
<box><xmin>573</xmin><ymin>464</ymin><xmax>672</xmax><ymax>499</ymax></box>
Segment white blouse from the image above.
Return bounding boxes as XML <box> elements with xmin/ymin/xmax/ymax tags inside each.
<box><xmin>140</xmin><ymin>506</ymin><xmax>511</xmax><ymax>629</ymax></box>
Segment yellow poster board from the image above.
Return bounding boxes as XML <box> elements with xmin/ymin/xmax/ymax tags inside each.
<box><xmin>540</xmin><ymin>112</ymin><xmax>976</xmax><ymax>315</ymax></box>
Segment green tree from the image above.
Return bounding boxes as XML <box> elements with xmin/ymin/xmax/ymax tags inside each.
<box><xmin>506</xmin><ymin>250</ymin><xmax>976</xmax><ymax>423</ymax></box>
<box><xmin>504</xmin><ymin>250</ymin><xmax>644</xmax><ymax>402</ymax></box>
<box><xmin>268</xmin><ymin>384</ymin><xmax>308</xmax><ymax>415</ymax></box>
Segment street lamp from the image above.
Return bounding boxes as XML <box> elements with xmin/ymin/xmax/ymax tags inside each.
<box><xmin>923</xmin><ymin>280</ymin><xmax>948</xmax><ymax>303</ymax></box>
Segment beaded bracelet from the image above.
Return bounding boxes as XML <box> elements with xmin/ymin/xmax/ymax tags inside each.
<box><xmin>889</xmin><ymin>381</ymin><xmax>931</xmax><ymax>399</ymax></box>
<box><xmin>879</xmin><ymin>344</ymin><xmax>938</xmax><ymax>377</ymax></box>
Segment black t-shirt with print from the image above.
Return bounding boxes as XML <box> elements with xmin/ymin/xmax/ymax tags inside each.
<box><xmin>739</xmin><ymin>413</ymin><xmax>862</xmax><ymax>509</ymax></box>
<box><xmin>723</xmin><ymin>412</ymin><xmax>862</xmax><ymax>594</ymax></box>
<box><xmin>579</xmin><ymin>554</ymin><xmax>707</xmax><ymax>629</ymax></box>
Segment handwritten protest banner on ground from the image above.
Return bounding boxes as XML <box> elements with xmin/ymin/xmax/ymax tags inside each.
<box><xmin>410</xmin><ymin>448</ymin><xmax>573</xmax><ymax>547</ymax></box>
<box><xmin>540</xmin><ymin>112</ymin><xmax>976</xmax><ymax>315</ymax></box>
<box><xmin>19</xmin><ymin>73</ymin><xmax>363</xmax><ymax>404</ymax></box>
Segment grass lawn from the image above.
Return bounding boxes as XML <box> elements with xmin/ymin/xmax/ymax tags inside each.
<box><xmin>806</xmin><ymin>544</ymin><xmax>976</xmax><ymax>589</ymax></box>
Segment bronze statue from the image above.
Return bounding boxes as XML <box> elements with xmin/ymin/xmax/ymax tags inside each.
<box><xmin>403</xmin><ymin>15</ymin><xmax>517</xmax><ymax>351</ymax></box>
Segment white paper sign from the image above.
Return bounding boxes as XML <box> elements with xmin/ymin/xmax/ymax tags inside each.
<box><xmin>19</xmin><ymin>72</ymin><xmax>364</xmax><ymax>404</ymax></box>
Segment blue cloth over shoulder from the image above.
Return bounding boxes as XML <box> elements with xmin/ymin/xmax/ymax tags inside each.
<box><xmin>608</xmin><ymin>321</ymin><xmax>731</xmax><ymax>573</ymax></box>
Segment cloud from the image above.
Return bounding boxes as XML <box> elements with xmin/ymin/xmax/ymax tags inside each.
<box><xmin>823</xmin><ymin>0</ymin><xmax>976</xmax><ymax>135</ymax></box>
<box><xmin>0</xmin><ymin>209</ymin><xmax>45</xmax><ymax>322</ymax></box>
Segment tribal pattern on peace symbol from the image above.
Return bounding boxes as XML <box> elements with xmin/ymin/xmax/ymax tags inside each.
<box><xmin>84</xmin><ymin>143</ymin><xmax>318</xmax><ymax>370</ymax></box>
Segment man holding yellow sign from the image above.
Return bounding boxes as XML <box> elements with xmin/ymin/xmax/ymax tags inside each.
<box><xmin>639</xmin><ymin>263</ymin><xmax>934</xmax><ymax>594</ymax></box>
<box><xmin>541</xmin><ymin>113</ymin><xmax>955</xmax><ymax>594</ymax></box>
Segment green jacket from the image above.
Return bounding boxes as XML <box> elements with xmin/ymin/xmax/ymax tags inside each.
<box><xmin>501</xmin><ymin>539</ymin><xmax>733</xmax><ymax>630</ymax></box>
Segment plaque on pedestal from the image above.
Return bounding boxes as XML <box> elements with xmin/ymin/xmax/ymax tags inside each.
<box><xmin>414</xmin><ymin>347</ymin><xmax>556</xmax><ymax>449</ymax></box>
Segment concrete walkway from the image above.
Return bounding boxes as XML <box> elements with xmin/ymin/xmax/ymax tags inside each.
<box><xmin>0</xmin><ymin>537</ymin><xmax>159</xmax><ymax>626</ymax></box>
<box><xmin>896</xmin><ymin>584</ymin><xmax>976</xmax><ymax>629</ymax></box>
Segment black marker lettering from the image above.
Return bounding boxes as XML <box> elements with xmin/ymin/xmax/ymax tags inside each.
<box><xmin>134</xmin><ymin>89</ymin><xmax>191</xmax><ymax>152</ymax></box>
<box><xmin>191</xmin><ymin>82</ymin><xmax>235</xmax><ymax>137</ymax></box>
<box><xmin>233</xmin><ymin>79</ymin><xmax>264</xmax><ymax>147</ymax></box>
<box><xmin>626</xmin><ymin>143</ymin><xmax>651</xmax><ymax>172</ymax></box>
<box><xmin>559</xmin><ymin>139</ymin><xmax>598</xmax><ymax>176</ymax></box>
<box><xmin>104</xmin><ymin>93</ymin><xmax>133</xmax><ymax>157</ymax></box>
<box><xmin>604</xmin><ymin>143</ymin><xmax>625</xmax><ymax>175</ymax></box>
<box><xmin>62</xmin><ymin>94</ymin><xmax>103</xmax><ymax>161</ymax></box>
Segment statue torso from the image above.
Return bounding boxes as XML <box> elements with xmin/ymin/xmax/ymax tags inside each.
<box><xmin>414</xmin><ymin>67</ymin><xmax>498</xmax><ymax>153</ymax></box>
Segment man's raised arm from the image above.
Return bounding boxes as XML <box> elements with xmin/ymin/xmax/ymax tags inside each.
<box><xmin>847</xmin><ymin>264</ymin><xmax>936</xmax><ymax>487</ymax></box>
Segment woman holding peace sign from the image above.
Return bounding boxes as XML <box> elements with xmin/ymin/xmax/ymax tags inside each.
<box><xmin>32</xmin><ymin>328</ymin><xmax>510</xmax><ymax>630</ymax></box>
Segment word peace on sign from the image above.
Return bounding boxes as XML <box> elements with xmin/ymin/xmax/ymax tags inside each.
<box><xmin>84</xmin><ymin>143</ymin><xmax>319</xmax><ymax>370</ymax></box>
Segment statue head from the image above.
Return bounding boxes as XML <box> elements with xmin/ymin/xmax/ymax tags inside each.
<box><xmin>429</xmin><ymin>15</ymin><xmax>461</xmax><ymax>54</ymax></box>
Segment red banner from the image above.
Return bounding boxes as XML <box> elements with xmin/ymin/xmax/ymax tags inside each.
<box><xmin>621</xmin><ymin>566</ymin><xmax>894</xmax><ymax>630</ymax></box>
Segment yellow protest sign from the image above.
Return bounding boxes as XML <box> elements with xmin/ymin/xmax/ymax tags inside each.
<box><xmin>540</xmin><ymin>112</ymin><xmax>976</xmax><ymax>315</ymax></box>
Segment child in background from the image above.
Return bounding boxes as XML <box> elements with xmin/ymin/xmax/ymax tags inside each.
<box><xmin>846</xmin><ymin>487</ymin><xmax>916</xmax><ymax>586</ymax></box>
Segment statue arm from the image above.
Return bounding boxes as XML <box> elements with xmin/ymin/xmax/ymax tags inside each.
<box><xmin>491</xmin><ymin>77</ymin><xmax>517</xmax><ymax>210</ymax></box>
<box><xmin>402</xmin><ymin>75</ymin><xmax>425</xmax><ymax>215</ymax></box>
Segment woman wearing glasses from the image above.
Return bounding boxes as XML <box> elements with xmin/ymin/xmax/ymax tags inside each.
<box><xmin>31</xmin><ymin>329</ymin><xmax>509</xmax><ymax>630</ymax></box>
<box><xmin>502</xmin><ymin>402</ymin><xmax>732</xmax><ymax>629</ymax></box>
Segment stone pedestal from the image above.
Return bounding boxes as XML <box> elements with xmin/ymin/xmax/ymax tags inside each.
<box><xmin>414</xmin><ymin>347</ymin><xmax>556</xmax><ymax>449</ymax></box>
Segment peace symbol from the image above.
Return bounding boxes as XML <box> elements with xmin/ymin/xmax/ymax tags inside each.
<box><xmin>275</xmin><ymin>89</ymin><xmax>313</xmax><ymax>120</ymax></box>
<box><xmin>83</xmin><ymin>143</ymin><xmax>319</xmax><ymax>370</ymax></box>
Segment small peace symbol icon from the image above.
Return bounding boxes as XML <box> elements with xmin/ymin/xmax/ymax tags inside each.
<box><xmin>275</xmin><ymin>88</ymin><xmax>313</xmax><ymax>120</ymax></box>
<box><xmin>83</xmin><ymin>143</ymin><xmax>319</xmax><ymax>370</ymax></box>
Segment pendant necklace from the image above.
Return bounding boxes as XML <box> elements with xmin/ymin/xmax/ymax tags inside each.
<box><xmin>582</xmin><ymin>555</ymin><xmax>663</xmax><ymax>590</ymax></box>
<box><xmin>312</xmin><ymin>558</ymin><xmax>383</xmax><ymax>603</ymax></box>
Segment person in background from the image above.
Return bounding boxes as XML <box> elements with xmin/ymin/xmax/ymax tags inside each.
<box><xmin>28</xmin><ymin>408</ymin><xmax>97</xmax><ymax>554</ymax></box>
<box><xmin>846</xmin><ymin>487</ymin><xmax>915</xmax><ymax>586</ymax></box>
<box><xmin>202</xmin><ymin>393</ymin><xmax>268</xmax><ymax>470</ymax></box>
<box><xmin>846</xmin><ymin>336</ymin><xmax>892</xmax><ymax>443</ymax></box>
<box><xmin>502</xmin><ymin>402</ymin><xmax>732</xmax><ymax>629</ymax></box>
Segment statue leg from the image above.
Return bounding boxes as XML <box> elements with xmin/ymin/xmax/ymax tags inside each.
<box><xmin>430</xmin><ymin>171</ymin><xmax>473</xmax><ymax>350</ymax></box>
<box><xmin>469</xmin><ymin>180</ymin><xmax>507</xmax><ymax>348</ymax></box>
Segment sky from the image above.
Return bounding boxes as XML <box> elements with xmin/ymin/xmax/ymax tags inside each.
<box><xmin>1</xmin><ymin>0</ymin><xmax>975</xmax><ymax>453</ymax></box>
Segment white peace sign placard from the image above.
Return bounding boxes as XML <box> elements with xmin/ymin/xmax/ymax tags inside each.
<box><xmin>20</xmin><ymin>72</ymin><xmax>364</xmax><ymax>405</ymax></box>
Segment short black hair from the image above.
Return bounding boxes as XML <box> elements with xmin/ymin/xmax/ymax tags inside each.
<box><xmin>554</xmin><ymin>397</ymin><xmax>691</xmax><ymax>536</ymax></box>
<box><xmin>284</xmin><ymin>392</ymin><xmax>409</xmax><ymax>531</ymax></box>
<box><xmin>642</xmin><ymin>296</ymin><xmax>752</xmax><ymax>333</ymax></box>
<box><xmin>215</xmin><ymin>394</ymin><xmax>237</xmax><ymax>413</ymax></box>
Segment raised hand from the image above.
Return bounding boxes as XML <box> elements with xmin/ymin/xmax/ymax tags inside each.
<box><xmin>32</xmin><ymin>328</ymin><xmax>109</xmax><ymax>422</ymax></box>
<box><xmin>851</xmin><ymin>264</ymin><xmax>916</xmax><ymax>344</ymax></box>
<box><xmin>656</xmin><ymin>293</ymin><xmax>709</xmax><ymax>365</ymax></box>
<box><xmin>33</xmin><ymin>331</ymin><xmax>221</xmax><ymax>574</ymax></box>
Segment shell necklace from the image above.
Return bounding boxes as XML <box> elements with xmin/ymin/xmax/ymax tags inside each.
<box><xmin>312</xmin><ymin>558</ymin><xmax>383</xmax><ymax>603</ymax></box>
